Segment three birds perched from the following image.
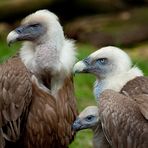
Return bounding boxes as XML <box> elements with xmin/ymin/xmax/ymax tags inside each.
<box><xmin>73</xmin><ymin>46</ymin><xmax>148</xmax><ymax>148</ymax></box>
<box><xmin>0</xmin><ymin>8</ymin><xmax>147</xmax><ymax>148</ymax></box>
<box><xmin>1</xmin><ymin>10</ymin><xmax>77</xmax><ymax>147</ymax></box>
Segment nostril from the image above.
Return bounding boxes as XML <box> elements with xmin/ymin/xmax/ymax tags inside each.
<box><xmin>15</xmin><ymin>28</ymin><xmax>23</xmax><ymax>33</ymax></box>
<box><xmin>72</xmin><ymin>119</ymin><xmax>81</xmax><ymax>131</ymax></box>
<box><xmin>83</xmin><ymin>57</ymin><xmax>90</xmax><ymax>65</ymax></box>
<box><xmin>72</xmin><ymin>122</ymin><xmax>77</xmax><ymax>130</ymax></box>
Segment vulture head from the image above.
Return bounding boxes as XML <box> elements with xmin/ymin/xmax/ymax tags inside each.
<box><xmin>74</xmin><ymin>46</ymin><xmax>133</xmax><ymax>78</ymax></box>
<box><xmin>72</xmin><ymin>106</ymin><xmax>99</xmax><ymax>131</ymax></box>
<box><xmin>7</xmin><ymin>10</ymin><xmax>76</xmax><ymax>75</ymax></box>
<box><xmin>73</xmin><ymin>46</ymin><xmax>143</xmax><ymax>100</ymax></box>
<box><xmin>7</xmin><ymin>9</ymin><xmax>63</xmax><ymax>47</ymax></box>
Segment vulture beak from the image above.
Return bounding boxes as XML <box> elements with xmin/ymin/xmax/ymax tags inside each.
<box><xmin>7</xmin><ymin>31</ymin><xmax>19</xmax><ymax>46</ymax></box>
<box><xmin>72</xmin><ymin>118</ymin><xmax>83</xmax><ymax>131</ymax></box>
<box><xmin>73</xmin><ymin>58</ymin><xmax>91</xmax><ymax>74</ymax></box>
<box><xmin>7</xmin><ymin>23</ymin><xmax>45</xmax><ymax>46</ymax></box>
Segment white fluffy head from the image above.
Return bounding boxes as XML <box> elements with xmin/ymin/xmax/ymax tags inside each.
<box><xmin>90</xmin><ymin>46</ymin><xmax>132</xmax><ymax>75</ymax></box>
<box><xmin>22</xmin><ymin>9</ymin><xmax>64</xmax><ymax>46</ymax></box>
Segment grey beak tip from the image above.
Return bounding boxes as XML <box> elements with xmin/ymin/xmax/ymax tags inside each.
<box><xmin>72</xmin><ymin>123</ymin><xmax>78</xmax><ymax>131</ymax></box>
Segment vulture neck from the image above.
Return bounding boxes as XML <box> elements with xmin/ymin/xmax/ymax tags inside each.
<box><xmin>20</xmin><ymin>36</ymin><xmax>62</xmax><ymax>74</ymax></box>
<box><xmin>20</xmin><ymin>39</ymin><xmax>76</xmax><ymax>94</ymax></box>
<box><xmin>94</xmin><ymin>67</ymin><xmax>143</xmax><ymax>102</ymax></box>
<box><xmin>92</xmin><ymin>123</ymin><xmax>110</xmax><ymax>148</ymax></box>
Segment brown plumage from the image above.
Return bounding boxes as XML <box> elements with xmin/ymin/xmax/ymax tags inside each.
<box><xmin>99</xmin><ymin>77</ymin><xmax>148</xmax><ymax>147</ymax></box>
<box><xmin>0</xmin><ymin>57</ymin><xmax>32</xmax><ymax>147</ymax></box>
<box><xmin>20</xmin><ymin>76</ymin><xmax>77</xmax><ymax>148</ymax></box>
<box><xmin>1</xmin><ymin>9</ymin><xmax>77</xmax><ymax>148</ymax></box>
<box><xmin>121</xmin><ymin>76</ymin><xmax>148</xmax><ymax>120</ymax></box>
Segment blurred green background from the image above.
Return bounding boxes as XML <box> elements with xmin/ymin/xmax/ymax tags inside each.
<box><xmin>0</xmin><ymin>0</ymin><xmax>148</xmax><ymax>147</ymax></box>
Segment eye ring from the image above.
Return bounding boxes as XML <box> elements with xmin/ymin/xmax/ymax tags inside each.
<box><xmin>96</xmin><ymin>58</ymin><xmax>107</xmax><ymax>64</ymax></box>
<box><xmin>85</xmin><ymin>115</ymin><xmax>95</xmax><ymax>122</ymax></box>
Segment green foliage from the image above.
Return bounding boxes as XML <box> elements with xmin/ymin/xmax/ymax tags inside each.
<box><xmin>134</xmin><ymin>59</ymin><xmax>148</xmax><ymax>75</ymax></box>
<box><xmin>0</xmin><ymin>39</ymin><xmax>20</xmax><ymax>63</ymax></box>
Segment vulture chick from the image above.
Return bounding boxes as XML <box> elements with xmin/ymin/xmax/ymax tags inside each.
<box><xmin>73</xmin><ymin>106</ymin><xmax>110</xmax><ymax>148</ymax></box>
<box><xmin>73</xmin><ymin>46</ymin><xmax>148</xmax><ymax>147</ymax></box>
<box><xmin>1</xmin><ymin>10</ymin><xmax>77</xmax><ymax>148</ymax></box>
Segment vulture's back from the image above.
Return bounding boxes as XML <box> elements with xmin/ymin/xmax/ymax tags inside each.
<box><xmin>121</xmin><ymin>76</ymin><xmax>148</xmax><ymax>96</ymax></box>
<box><xmin>99</xmin><ymin>89</ymin><xmax>148</xmax><ymax>148</ymax></box>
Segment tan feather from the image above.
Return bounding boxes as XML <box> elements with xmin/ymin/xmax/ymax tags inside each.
<box><xmin>0</xmin><ymin>57</ymin><xmax>32</xmax><ymax>143</ymax></box>
<box><xmin>99</xmin><ymin>83</ymin><xmax>148</xmax><ymax>148</ymax></box>
<box><xmin>121</xmin><ymin>77</ymin><xmax>148</xmax><ymax>120</ymax></box>
<box><xmin>135</xmin><ymin>94</ymin><xmax>148</xmax><ymax>120</ymax></box>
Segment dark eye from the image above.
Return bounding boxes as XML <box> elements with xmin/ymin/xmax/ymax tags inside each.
<box><xmin>30</xmin><ymin>23</ymin><xmax>40</xmax><ymax>28</ymax></box>
<box><xmin>96</xmin><ymin>58</ymin><xmax>107</xmax><ymax>65</ymax></box>
<box><xmin>85</xmin><ymin>115</ymin><xmax>95</xmax><ymax>122</ymax></box>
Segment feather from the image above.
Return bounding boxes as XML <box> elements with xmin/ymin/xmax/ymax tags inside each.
<box><xmin>0</xmin><ymin>57</ymin><xmax>32</xmax><ymax>143</ymax></box>
<box><xmin>99</xmin><ymin>89</ymin><xmax>148</xmax><ymax>148</ymax></box>
<box><xmin>121</xmin><ymin>76</ymin><xmax>148</xmax><ymax>120</ymax></box>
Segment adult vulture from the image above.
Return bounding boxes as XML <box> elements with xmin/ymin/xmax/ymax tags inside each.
<box><xmin>0</xmin><ymin>9</ymin><xmax>77</xmax><ymax>148</ymax></box>
<box><xmin>73</xmin><ymin>46</ymin><xmax>148</xmax><ymax>148</ymax></box>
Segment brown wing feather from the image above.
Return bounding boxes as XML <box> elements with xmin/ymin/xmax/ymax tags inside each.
<box><xmin>133</xmin><ymin>94</ymin><xmax>148</xmax><ymax>120</ymax></box>
<box><xmin>121</xmin><ymin>76</ymin><xmax>148</xmax><ymax>120</ymax></box>
<box><xmin>121</xmin><ymin>76</ymin><xmax>148</xmax><ymax>96</ymax></box>
<box><xmin>56</xmin><ymin>76</ymin><xmax>78</xmax><ymax>147</ymax></box>
<box><xmin>20</xmin><ymin>82</ymin><xmax>58</xmax><ymax>148</ymax></box>
<box><xmin>0</xmin><ymin>57</ymin><xmax>32</xmax><ymax>143</ymax></box>
<box><xmin>99</xmin><ymin>90</ymin><xmax>148</xmax><ymax>148</ymax></box>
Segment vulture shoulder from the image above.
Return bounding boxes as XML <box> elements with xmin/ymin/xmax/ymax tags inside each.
<box><xmin>0</xmin><ymin>57</ymin><xmax>32</xmax><ymax>144</ymax></box>
<box><xmin>121</xmin><ymin>76</ymin><xmax>148</xmax><ymax>119</ymax></box>
<box><xmin>99</xmin><ymin>89</ymin><xmax>148</xmax><ymax>148</ymax></box>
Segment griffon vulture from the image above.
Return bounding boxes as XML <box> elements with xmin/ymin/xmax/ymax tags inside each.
<box><xmin>1</xmin><ymin>10</ymin><xmax>77</xmax><ymax>148</ymax></box>
<box><xmin>73</xmin><ymin>46</ymin><xmax>148</xmax><ymax>147</ymax></box>
<box><xmin>72</xmin><ymin>106</ymin><xmax>110</xmax><ymax>148</ymax></box>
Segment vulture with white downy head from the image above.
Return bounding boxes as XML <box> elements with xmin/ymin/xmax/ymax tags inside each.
<box><xmin>0</xmin><ymin>10</ymin><xmax>77</xmax><ymax>148</ymax></box>
<box><xmin>73</xmin><ymin>46</ymin><xmax>148</xmax><ymax>148</ymax></box>
<box><xmin>72</xmin><ymin>106</ymin><xmax>110</xmax><ymax>148</ymax></box>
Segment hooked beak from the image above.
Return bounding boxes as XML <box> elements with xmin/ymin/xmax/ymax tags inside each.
<box><xmin>7</xmin><ymin>31</ymin><xmax>19</xmax><ymax>46</ymax></box>
<box><xmin>72</xmin><ymin>118</ymin><xmax>83</xmax><ymax>131</ymax></box>
<box><xmin>72</xmin><ymin>117</ymin><xmax>89</xmax><ymax>131</ymax></box>
<box><xmin>73</xmin><ymin>57</ymin><xmax>92</xmax><ymax>75</ymax></box>
<box><xmin>7</xmin><ymin>23</ymin><xmax>45</xmax><ymax>46</ymax></box>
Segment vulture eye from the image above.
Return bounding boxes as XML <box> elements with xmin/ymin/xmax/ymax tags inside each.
<box><xmin>96</xmin><ymin>58</ymin><xmax>108</xmax><ymax>65</ymax></box>
<box><xmin>30</xmin><ymin>23</ymin><xmax>40</xmax><ymax>28</ymax></box>
<box><xmin>85</xmin><ymin>115</ymin><xmax>95</xmax><ymax>122</ymax></box>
